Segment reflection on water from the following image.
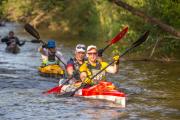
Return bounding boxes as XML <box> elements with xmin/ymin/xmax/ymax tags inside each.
<box><xmin>0</xmin><ymin>23</ymin><xmax>179</xmax><ymax>120</ymax></box>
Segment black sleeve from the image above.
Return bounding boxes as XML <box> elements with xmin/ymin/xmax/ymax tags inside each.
<box><xmin>67</xmin><ymin>58</ymin><xmax>74</xmax><ymax>66</ymax></box>
<box><xmin>1</xmin><ymin>36</ymin><xmax>8</xmax><ymax>43</ymax></box>
<box><xmin>16</xmin><ymin>37</ymin><xmax>25</xmax><ymax>46</ymax></box>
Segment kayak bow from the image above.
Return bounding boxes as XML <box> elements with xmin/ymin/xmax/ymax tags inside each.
<box><xmin>57</xmin><ymin>81</ymin><xmax>126</xmax><ymax>107</ymax></box>
<box><xmin>38</xmin><ymin>64</ymin><xmax>64</xmax><ymax>77</ymax></box>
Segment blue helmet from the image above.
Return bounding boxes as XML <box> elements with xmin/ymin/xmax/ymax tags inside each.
<box><xmin>47</xmin><ymin>40</ymin><xmax>56</xmax><ymax>48</ymax></box>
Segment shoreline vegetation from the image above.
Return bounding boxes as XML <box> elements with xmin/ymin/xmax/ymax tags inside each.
<box><xmin>0</xmin><ymin>0</ymin><xmax>179</xmax><ymax>61</ymax></box>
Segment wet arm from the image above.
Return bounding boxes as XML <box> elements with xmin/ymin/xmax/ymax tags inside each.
<box><xmin>66</xmin><ymin>65</ymin><xmax>74</xmax><ymax>78</ymax></box>
<box><xmin>80</xmin><ymin>72</ymin><xmax>88</xmax><ymax>81</ymax></box>
<box><xmin>106</xmin><ymin>63</ymin><xmax>119</xmax><ymax>74</ymax></box>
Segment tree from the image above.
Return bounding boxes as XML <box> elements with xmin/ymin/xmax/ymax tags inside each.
<box><xmin>112</xmin><ymin>0</ymin><xmax>180</xmax><ymax>38</ymax></box>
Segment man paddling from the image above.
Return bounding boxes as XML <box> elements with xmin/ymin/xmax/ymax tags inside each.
<box><xmin>79</xmin><ymin>45</ymin><xmax>120</xmax><ymax>85</ymax></box>
<box><xmin>1</xmin><ymin>31</ymin><xmax>26</xmax><ymax>53</ymax></box>
<box><xmin>59</xmin><ymin>44</ymin><xmax>86</xmax><ymax>85</ymax></box>
<box><xmin>67</xmin><ymin>44</ymin><xmax>86</xmax><ymax>79</ymax></box>
<box><xmin>38</xmin><ymin>39</ymin><xmax>66</xmax><ymax>67</ymax></box>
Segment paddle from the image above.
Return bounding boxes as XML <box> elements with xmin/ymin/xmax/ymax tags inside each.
<box><xmin>42</xmin><ymin>77</ymin><xmax>73</xmax><ymax>95</ymax></box>
<box><xmin>24</xmin><ymin>24</ymin><xmax>40</xmax><ymax>40</ymax></box>
<box><xmin>24</xmin><ymin>23</ymin><xmax>66</xmax><ymax>67</ymax></box>
<box><xmin>98</xmin><ymin>27</ymin><xmax>128</xmax><ymax>56</ymax></box>
<box><xmin>60</xmin><ymin>30</ymin><xmax>150</xmax><ymax>97</ymax></box>
<box><xmin>42</xmin><ymin>86</ymin><xmax>62</xmax><ymax>95</ymax></box>
<box><xmin>24</xmin><ymin>39</ymin><xmax>41</xmax><ymax>43</ymax></box>
<box><xmin>29</xmin><ymin>39</ymin><xmax>41</xmax><ymax>43</ymax></box>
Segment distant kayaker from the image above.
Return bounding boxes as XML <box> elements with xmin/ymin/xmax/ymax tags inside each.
<box><xmin>1</xmin><ymin>31</ymin><xmax>26</xmax><ymax>53</ymax></box>
<box><xmin>79</xmin><ymin>45</ymin><xmax>120</xmax><ymax>85</ymax></box>
<box><xmin>38</xmin><ymin>39</ymin><xmax>66</xmax><ymax>67</ymax></box>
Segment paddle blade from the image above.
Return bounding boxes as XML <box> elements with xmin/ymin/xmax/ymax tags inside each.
<box><xmin>99</xmin><ymin>27</ymin><xmax>128</xmax><ymax>54</ymax></box>
<box><xmin>109</xmin><ymin>27</ymin><xmax>128</xmax><ymax>45</ymax></box>
<box><xmin>120</xmin><ymin>30</ymin><xmax>150</xmax><ymax>57</ymax></box>
<box><xmin>42</xmin><ymin>86</ymin><xmax>61</xmax><ymax>95</ymax></box>
<box><xmin>24</xmin><ymin>23</ymin><xmax>40</xmax><ymax>40</ymax></box>
<box><xmin>131</xmin><ymin>31</ymin><xmax>150</xmax><ymax>48</ymax></box>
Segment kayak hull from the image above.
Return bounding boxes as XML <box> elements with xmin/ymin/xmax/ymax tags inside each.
<box><xmin>59</xmin><ymin>81</ymin><xmax>126</xmax><ymax>107</ymax></box>
<box><xmin>82</xmin><ymin>95</ymin><xmax>125</xmax><ymax>107</ymax></box>
<box><xmin>38</xmin><ymin>64</ymin><xmax>64</xmax><ymax>77</ymax></box>
<box><xmin>5</xmin><ymin>46</ymin><xmax>20</xmax><ymax>54</ymax></box>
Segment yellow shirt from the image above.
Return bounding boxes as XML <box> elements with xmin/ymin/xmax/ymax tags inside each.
<box><xmin>79</xmin><ymin>61</ymin><xmax>108</xmax><ymax>80</ymax></box>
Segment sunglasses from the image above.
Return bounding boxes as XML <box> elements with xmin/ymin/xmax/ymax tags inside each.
<box><xmin>88</xmin><ymin>52</ymin><xmax>97</xmax><ymax>55</ymax></box>
<box><xmin>77</xmin><ymin>46</ymin><xmax>86</xmax><ymax>50</ymax></box>
<box><xmin>77</xmin><ymin>52</ymin><xmax>85</xmax><ymax>54</ymax></box>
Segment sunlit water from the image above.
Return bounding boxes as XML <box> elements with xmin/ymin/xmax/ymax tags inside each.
<box><xmin>0</xmin><ymin>23</ymin><xmax>179</xmax><ymax>120</ymax></box>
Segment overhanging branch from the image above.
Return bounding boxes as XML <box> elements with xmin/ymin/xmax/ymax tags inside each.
<box><xmin>113</xmin><ymin>0</ymin><xmax>180</xmax><ymax>38</ymax></box>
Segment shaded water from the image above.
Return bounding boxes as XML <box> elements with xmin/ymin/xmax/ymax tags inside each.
<box><xmin>0</xmin><ymin>23</ymin><xmax>180</xmax><ymax>120</ymax></box>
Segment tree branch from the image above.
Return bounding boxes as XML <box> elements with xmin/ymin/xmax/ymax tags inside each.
<box><xmin>113</xmin><ymin>0</ymin><xmax>180</xmax><ymax>38</ymax></box>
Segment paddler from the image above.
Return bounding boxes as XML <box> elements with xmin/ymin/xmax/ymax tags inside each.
<box><xmin>79</xmin><ymin>45</ymin><xmax>120</xmax><ymax>85</ymax></box>
<box><xmin>38</xmin><ymin>39</ymin><xmax>66</xmax><ymax>67</ymax></box>
<box><xmin>1</xmin><ymin>31</ymin><xmax>26</xmax><ymax>52</ymax></box>
<box><xmin>59</xmin><ymin>44</ymin><xmax>86</xmax><ymax>85</ymax></box>
<box><xmin>66</xmin><ymin>44</ymin><xmax>86</xmax><ymax>79</ymax></box>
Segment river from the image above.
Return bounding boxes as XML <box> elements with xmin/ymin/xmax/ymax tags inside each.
<box><xmin>0</xmin><ymin>23</ymin><xmax>179</xmax><ymax>120</ymax></box>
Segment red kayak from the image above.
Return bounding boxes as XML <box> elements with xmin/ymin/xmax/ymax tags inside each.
<box><xmin>59</xmin><ymin>81</ymin><xmax>126</xmax><ymax>107</ymax></box>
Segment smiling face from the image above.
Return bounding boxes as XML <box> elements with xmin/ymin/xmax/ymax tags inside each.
<box><xmin>87</xmin><ymin>48</ymin><xmax>98</xmax><ymax>63</ymax></box>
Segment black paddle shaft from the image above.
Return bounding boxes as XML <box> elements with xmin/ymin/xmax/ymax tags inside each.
<box><xmin>101</xmin><ymin>44</ymin><xmax>111</xmax><ymax>52</ymax></box>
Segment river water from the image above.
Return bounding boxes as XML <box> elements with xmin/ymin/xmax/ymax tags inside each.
<box><xmin>0</xmin><ymin>23</ymin><xmax>179</xmax><ymax>120</ymax></box>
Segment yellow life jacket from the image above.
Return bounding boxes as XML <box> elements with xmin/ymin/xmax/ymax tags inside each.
<box><xmin>79</xmin><ymin>60</ymin><xmax>108</xmax><ymax>83</ymax></box>
<box><xmin>42</xmin><ymin>59</ymin><xmax>59</xmax><ymax>66</ymax></box>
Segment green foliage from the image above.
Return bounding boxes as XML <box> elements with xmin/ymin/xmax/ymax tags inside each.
<box><xmin>159</xmin><ymin>37</ymin><xmax>180</xmax><ymax>55</ymax></box>
<box><xmin>0</xmin><ymin>0</ymin><xmax>7</xmax><ymax>18</ymax></box>
<box><xmin>146</xmin><ymin>0</ymin><xmax>180</xmax><ymax>29</ymax></box>
<box><xmin>0</xmin><ymin>0</ymin><xmax>179</xmax><ymax>58</ymax></box>
<box><xmin>1</xmin><ymin>0</ymin><xmax>33</xmax><ymax>21</ymax></box>
<box><xmin>61</xmin><ymin>0</ymin><xmax>100</xmax><ymax>39</ymax></box>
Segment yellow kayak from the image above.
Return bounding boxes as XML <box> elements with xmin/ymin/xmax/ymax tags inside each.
<box><xmin>38</xmin><ymin>64</ymin><xmax>64</xmax><ymax>77</ymax></box>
